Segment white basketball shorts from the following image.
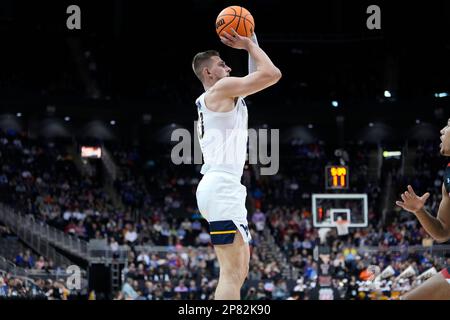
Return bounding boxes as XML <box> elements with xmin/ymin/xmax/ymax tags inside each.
<box><xmin>196</xmin><ymin>171</ymin><xmax>251</xmax><ymax>245</ymax></box>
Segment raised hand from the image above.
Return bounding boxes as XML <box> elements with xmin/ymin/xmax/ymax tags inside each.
<box><xmin>395</xmin><ymin>185</ymin><xmax>430</xmax><ymax>214</ymax></box>
<box><xmin>220</xmin><ymin>28</ymin><xmax>252</xmax><ymax>50</ymax></box>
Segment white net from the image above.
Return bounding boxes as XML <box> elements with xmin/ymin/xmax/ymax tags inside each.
<box><xmin>335</xmin><ymin>218</ymin><xmax>349</xmax><ymax>236</ymax></box>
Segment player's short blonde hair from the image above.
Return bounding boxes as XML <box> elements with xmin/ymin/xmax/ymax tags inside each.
<box><xmin>192</xmin><ymin>50</ymin><xmax>220</xmax><ymax>81</ymax></box>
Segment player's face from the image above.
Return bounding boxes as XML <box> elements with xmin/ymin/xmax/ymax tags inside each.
<box><xmin>440</xmin><ymin>118</ymin><xmax>450</xmax><ymax>156</ymax></box>
<box><xmin>209</xmin><ymin>56</ymin><xmax>231</xmax><ymax>80</ymax></box>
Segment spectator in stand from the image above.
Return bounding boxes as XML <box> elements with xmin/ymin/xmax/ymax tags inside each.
<box><xmin>272</xmin><ymin>279</ymin><xmax>288</xmax><ymax>300</ymax></box>
<box><xmin>187</xmin><ymin>280</ymin><xmax>198</xmax><ymax>299</ymax></box>
<box><xmin>197</xmin><ymin>228</ymin><xmax>211</xmax><ymax>247</ymax></box>
<box><xmin>124</xmin><ymin>224</ymin><xmax>138</xmax><ymax>244</ymax></box>
<box><xmin>23</xmin><ymin>250</ymin><xmax>34</xmax><ymax>269</ymax></box>
<box><xmin>0</xmin><ymin>276</ymin><xmax>8</xmax><ymax>297</ymax></box>
<box><xmin>174</xmin><ymin>280</ymin><xmax>189</xmax><ymax>298</ymax></box>
<box><xmin>35</xmin><ymin>256</ymin><xmax>46</xmax><ymax>270</ymax></box>
<box><xmin>252</xmin><ymin>208</ymin><xmax>266</xmax><ymax>235</ymax></box>
<box><xmin>121</xmin><ymin>277</ymin><xmax>139</xmax><ymax>300</ymax></box>
<box><xmin>15</xmin><ymin>252</ymin><xmax>25</xmax><ymax>267</ymax></box>
<box><xmin>244</xmin><ymin>286</ymin><xmax>258</xmax><ymax>300</ymax></box>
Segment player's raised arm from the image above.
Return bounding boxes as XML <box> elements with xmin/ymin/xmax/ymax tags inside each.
<box><xmin>396</xmin><ymin>184</ymin><xmax>450</xmax><ymax>242</ymax></box>
<box><xmin>248</xmin><ymin>33</ymin><xmax>259</xmax><ymax>75</ymax></box>
<box><xmin>210</xmin><ymin>29</ymin><xmax>281</xmax><ymax>99</ymax></box>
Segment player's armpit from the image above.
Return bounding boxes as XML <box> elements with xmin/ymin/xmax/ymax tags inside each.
<box><xmin>437</xmin><ymin>183</ymin><xmax>450</xmax><ymax>241</ymax></box>
<box><xmin>211</xmin><ymin>70</ymin><xmax>281</xmax><ymax>99</ymax></box>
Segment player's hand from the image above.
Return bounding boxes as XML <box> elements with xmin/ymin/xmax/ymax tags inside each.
<box><xmin>395</xmin><ymin>185</ymin><xmax>430</xmax><ymax>214</ymax></box>
<box><xmin>220</xmin><ymin>28</ymin><xmax>252</xmax><ymax>50</ymax></box>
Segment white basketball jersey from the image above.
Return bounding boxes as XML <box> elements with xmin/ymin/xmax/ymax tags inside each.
<box><xmin>195</xmin><ymin>92</ymin><xmax>248</xmax><ymax>177</ymax></box>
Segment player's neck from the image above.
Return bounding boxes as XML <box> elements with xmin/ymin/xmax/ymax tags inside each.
<box><xmin>203</xmin><ymin>79</ymin><xmax>217</xmax><ymax>92</ymax></box>
<box><xmin>203</xmin><ymin>81</ymin><xmax>213</xmax><ymax>92</ymax></box>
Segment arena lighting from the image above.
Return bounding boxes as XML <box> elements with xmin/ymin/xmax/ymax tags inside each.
<box><xmin>81</xmin><ymin>146</ymin><xmax>102</xmax><ymax>159</ymax></box>
<box><xmin>331</xmin><ymin>101</ymin><xmax>339</xmax><ymax>107</ymax></box>
<box><xmin>16</xmin><ymin>113</ymin><xmax>22</xmax><ymax>117</ymax></box>
<box><xmin>110</xmin><ymin>120</ymin><xmax>116</xmax><ymax>125</ymax></box>
<box><xmin>415</xmin><ymin>119</ymin><xmax>421</xmax><ymax>124</ymax></box>
<box><xmin>64</xmin><ymin>116</ymin><xmax>70</xmax><ymax>122</ymax></box>
<box><xmin>384</xmin><ymin>90</ymin><xmax>391</xmax><ymax>98</ymax></box>
<box><xmin>434</xmin><ymin>92</ymin><xmax>448</xmax><ymax>98</ymax></box>
<box><xmin>369</xmin><ymin>122</ymin><xmax>374</xmax><ymax>127</ymax></box>
<box><xmin>383</xmin><ymin>151</ymin><xmax>402</xmax><ymax>158</ymax></box>
<box><xmin>308</xmin><ymin>124</ymin><xmax>314</xmax><ymax>129</ymax></box>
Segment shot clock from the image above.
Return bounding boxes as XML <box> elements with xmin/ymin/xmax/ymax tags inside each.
<box><xmin>325</xmin><ymin>165</ymin><xmax>349</xmax><ymax>190</ymax></box>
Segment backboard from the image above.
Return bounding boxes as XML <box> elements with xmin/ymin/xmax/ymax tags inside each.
<box><xmin>312</xmin><ymin>193</ymin><xmax>368</xmax><ymax>228</ymax></box>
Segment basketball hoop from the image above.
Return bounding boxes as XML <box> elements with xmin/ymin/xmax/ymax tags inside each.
<box><xmin>311</xmin><ymin>193</ymin><xmax>368</xmax><ymax>228</ymax></box>
<box><xmin>335</xmin><ymin>219</ymin><xmax>349</xmax><ymax>236</ymax></box>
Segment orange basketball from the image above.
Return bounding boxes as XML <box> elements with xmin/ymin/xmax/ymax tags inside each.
<box><xmin>215</xmin><ymin>6</ymin><xmax>255</xmax><ymax>38</ymax></box>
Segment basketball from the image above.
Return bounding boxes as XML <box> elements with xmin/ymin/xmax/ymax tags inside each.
<box><xmin>215</xmin><ymin>6</ymin><xmax>255</xmax><ymax>38</ymax></box>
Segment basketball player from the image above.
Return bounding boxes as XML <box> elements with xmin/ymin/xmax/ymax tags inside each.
<box><xmin>395</xmin><ymin>119</ymin><xmax>450</xmax><ymax>300</ymax></box>
<box><xmin>192</xmin><ymin>29</ymin><xmax>281</xmax><ymax>300</ymax></box>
